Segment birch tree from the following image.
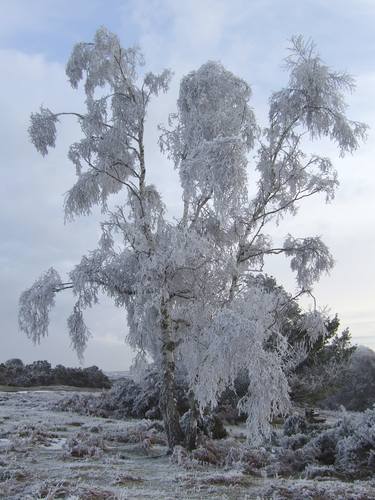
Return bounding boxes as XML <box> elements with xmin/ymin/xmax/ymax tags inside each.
<box><xmin>19</xmin><ymin>29</ymin><xmax>366</xmax><ymax>449</ymax></box>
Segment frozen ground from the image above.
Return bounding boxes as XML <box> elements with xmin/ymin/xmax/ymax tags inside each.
<box><xmin>0</xmin><ymin>389</ymin><xmax>374</xmax><ymax>499</ymax></box>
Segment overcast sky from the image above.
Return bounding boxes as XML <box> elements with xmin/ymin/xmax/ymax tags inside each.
<box><xmin>1</xmin><ymin>0</ymin><xmax>374</xmax><ymax>370</ymax></box>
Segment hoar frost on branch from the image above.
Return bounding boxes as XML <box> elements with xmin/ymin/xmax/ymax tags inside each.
<box><xmin>20</xmin><ymin>29</ymin><xmax>367</xmax><ymax>448</ymax></box>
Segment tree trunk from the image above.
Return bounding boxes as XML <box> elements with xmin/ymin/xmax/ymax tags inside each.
<box><xmin>159</xmin><ymin>301</ymin><xmax>185</xmax><ymax>451</ymax></box>
<box><xmin>184</xmin><ymin>390</ymin><xmax>198</xmax><ymax>451</ymax></box>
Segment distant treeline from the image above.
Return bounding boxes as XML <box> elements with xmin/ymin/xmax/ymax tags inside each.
<box><xmin>0</xmin><ymin>359</ymin><xmax>111</xmax><ymax>389</ymax></box>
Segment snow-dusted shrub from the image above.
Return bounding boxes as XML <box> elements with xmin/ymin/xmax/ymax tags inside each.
<box><xmin>200</xmin><ymin>470</ymin><xmax>251</xmax><ymax>486</ymax></box>
<box><xmin>201</xmin><ymin>414</ymin><xmax>228</xmax><ymax>440</ymax></box>
<box><xmin>7</xmin><ymin>422</ymin><xmax>59</xmax><ymax>451</ymax></box>
<box><xmin>225</xmin><ymin>445</ymin><xmax>272</xmax><ymax>476</ymax></box>
<box><xmin>309</xmin><ymin>428</ymin><xmax>337</xmax><ymax>465</ymax></box>
<box><xmin>276</xmin><ymin>447</ymin><xmax>314</xmax><ymax>476</ymax></box>
<box><xmin>56</xmin><ymin>377</ymin><xmax>230</xmax><ymax>451</ymax></box>
<box><xmin>55</xmin><ymin>377</ymin><xmax>181</xmax><ymax>420</ymax></box>
<box><xmin>32</xmin><ymin>481</ymin><xmax>117</xmax><ymax>500</ymax></box>
<box><xmin>82</xmin><ymin>423</ymin><xmax>103</xmax><ymax>434</ymax></box>
<box><xmin>0</xmin><ymin>467</ymin><xmax>28</xmax><ymax>483</ymax></box>
<box><xmin>104</xmin><ymin>420</ymin><xmax>166</xmax><ymax>448</ymax></box>
<box><xmin>275</xmin><ymin>427</ymin><xmax>336</xmax><ymax>477</ymax></box>
<box><xmin>284</xmin><ymin>414</ymin><xmax>308</xmax><ymax>436</ymax></box>
<box><xmin>192</xmin><ymin>441</ymin><xmax>225</xmax><ymax>465</ymax></box>
<box><xmin>277</xmin><ymin>407</ymin><xmax>375</xmax><ymax>478</ymax></box>
<box><xmin>113</xmin><ymin>473</ymin><xmax>143</xmax><ymax>485</ymax></box>
<box><xmin>264</xmin><ymin>480</ymin><xmax>375</xmax><ymax>500</ymax></box>
<box><xmin>171</xmin><ymin>445</ymin><xmax>191</xmax><ymax>467</ymax></box>
<box><xmin>279</xmin><ymin>432</ymin><xmax>310</xmax><ymax>451</ymax></box>
<box><xmin>303</xmin><ymin>463</ymin><xmax>337</xmax><ymax>479</ymax></box>
<box><xmin>64</xmin><ymin>430</ymin><xmax>106</xmax><ymax>458</ymax></box>
<box><xmin>334</xmin><ymin>407</ymin><xmax>375</xmax><ymax>475</ymax></box>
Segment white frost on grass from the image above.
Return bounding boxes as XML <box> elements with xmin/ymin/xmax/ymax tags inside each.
<box><xmin>1</xmin><ymin>389</ymin><xmax>375</xmax><ymax>499</ymax></box>
<box><xmin>42</xmin><ymin>437</ymin><xmax>67</xmax><ymax>450</ymax></box>
<box><xmin>0</xmin><ymin>438</ymin><xmax>11</xmax><ymax>448</ymax></box>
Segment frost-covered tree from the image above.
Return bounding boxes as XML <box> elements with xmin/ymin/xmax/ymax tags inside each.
<box><xmin>19</xmin><ymin>29</ymin><xmax>366</xmax><ymax>449</ymax></box>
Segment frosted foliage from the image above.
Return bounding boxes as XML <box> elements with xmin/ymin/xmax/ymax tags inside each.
<box><xmin>176</xmin><ymin>61</ymin><xmax>256</xmax><ymax>147</ymax></box>
<box><xmin>283</xmin><ymin>235</ymin><xmax>334</xmax><ymax>289</ymax></box>
<box><xmin>255</xmin><ymin>146</ymin><xmax>339</xmax><ymax>224</ymax></box>
<box><xmin>18</xmin><ymin>268</ymin><xmax>61</xmax><ymax>343</ymax></box>
<box><xmin>180</xmin><ymin>137</ymin><xmax>248</xmax><ymax>219</ymax></box>
<box><xmin>160</xmin><ymin>61</ymin><xmax>257</xmax><ymax>221</ymax></box>
<box><xmin>123</xmin><ymin>225</ymin><xmax>218</xmax><ymax>360</ymax></box>
<box><xmin>180</xmin><ymin>285</ymin><xmax>290</xmax><ymax>443</ymax></box>
<box><xmin>29</xmin><ymin>107</ymin><xmax>59</xmax><ymax>156</ymax></box>
<box><xmin>270</xmin><ymin>36</ymin><xmax>368</xmax><ymax>155</ymax></box>
<box><xmin>64</xmin><ymin>171</ymin><xmax>102</xmax><ymax>218</ymax></box>
<box><xmin>30</xmin><ymin>27</ymin><xmax>171</xmax><ymax>222</ymax></box>
<box><xmin>299</xmin><ymin>309</ymin><xmax>329</xmax><ymax>344</ymax></box>
<box><xmin>69</xmin><ymin>248</ymin><xmax>137</xmax><ymax>311</ymax></box>
<box><xmin>335</xmin><ymin>407</ymin><xmax>375</xmax><ymax>471</ymax></box>
<box><xmin>21</xmin><ymin>29</ymin><xmax>366</xmax><ymax>444</ymax></box>
<box><xmin>143</xmin><ymin>69</ymin><xmax>172</xmax><ymax>95</ymax></box>
<box><xmin>66</xmin><ymin>27</ymin><xmax>143</xmax><ymax>94</ymax></box>
<box><xmin>67</xmin><ymin>303</ymin><xmax>91</xmax><ymax>362</ymax></box>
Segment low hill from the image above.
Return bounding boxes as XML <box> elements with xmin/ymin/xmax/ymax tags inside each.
<box><xmin>321</xmin><ymin>345</ymin><xmax>375</xmax><ymax>411</ymax></box>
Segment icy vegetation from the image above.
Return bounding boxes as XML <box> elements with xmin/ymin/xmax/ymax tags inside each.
<box><xmin>55</xmin><ymin>374</ymin><xmax>178</xmax><ymax>420</ymax></box>
<box><xmin>1</xmin><ymin>388</ymin><xmax>375</xmax><ymax>498</ymax></box>
<box><xmin>20</xmin><ymin>26</ymin><xmax>367</xmax><ymax>448</ymax></box>
<box><xmin>55</xmin><ymin>382</ymin><xmax>375</xmax><ymax>480</ymax></box>
<box><xmin>5</xmin><ymin>22</ymin><xmax>373</xmax><ymax>497</ymax></box>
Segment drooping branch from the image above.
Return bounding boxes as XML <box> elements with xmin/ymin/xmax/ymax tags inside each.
<box><xmin>19</xmin><ymin>268</ymin><xmax>63</xmax><ymax>343</ymax></box>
